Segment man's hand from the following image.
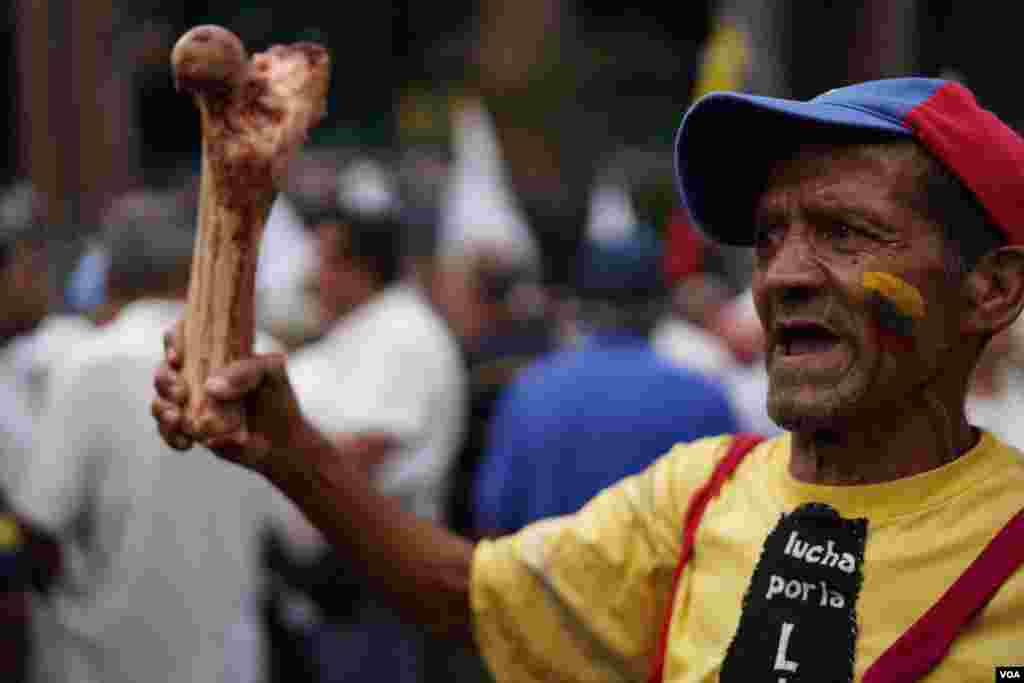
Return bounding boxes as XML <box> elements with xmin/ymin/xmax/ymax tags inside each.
<box><xmin>152</xmin><ymin>320</ymin><xmax>305</xmax><ymax>473</ymax></box>
<box><xmin>152</xmin><ymin>320</ymin><xmax>476</xmax><ymax>646</ymax></box>
<box><xmin>171</xmin><ymin>26</ymin><xmax>329</xmax><ymax>438</ymax></box>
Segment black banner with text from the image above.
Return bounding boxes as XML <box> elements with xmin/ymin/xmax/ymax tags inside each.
<box><xmin>720</xmin><ymin>502</ymin><xmax>868</xmax><ymax>683</ymax></box>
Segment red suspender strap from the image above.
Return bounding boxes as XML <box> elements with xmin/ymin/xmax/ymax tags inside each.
<box><xmin>647</xmin><ymin>433</ymin><xmax>764</xmax><ymax>683</ymax></box>
<box><xmin>863</xmin><ymin>507</ymin><xmax>1024</xmax><ymax>683</ymax></box>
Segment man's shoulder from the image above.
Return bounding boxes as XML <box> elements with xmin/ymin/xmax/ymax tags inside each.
<box><xmin>661</xmin><ymin>432</ymin><xmax>777</xmax><ymax>464</ymax></box>
<box><xmin>653</xmin><ymin>316</ymin><xmax>736</xmax><ymax>377</ymax></box>
<box><xmin>54</xmin><ymin>314</ymin><xmax>155</xmax><ymax>377</ymax></box>
<box><xmin>486</xmin><ymin>348</ymin><xmax>585</xmax><ymax>417</ymax></box>
<box><xmin>380</xmin><ymin>286</ymin><xmax>459</xmax><ymax>350</ymax></box>
<box><xmin>31</xmin><ymin>314</ymin><xmax>96</xmax><ymax>352</ymax></box>
<box><xmin>2</xmin><ymin>314</ymin><xmax>96</xmax><ymax>375</ymax></box>
<box><xmin>508</xmin><ymin>346</ymin><xmax>576</xmax><ymax>383</ymax></box>
<box><xmin>525</xmin><ymin>339</ymin><xmax>729</xmax><ymax>391</ymax></box>
<box><xmin>49</xmin><ymin>306</ymin><xmax>189</xmax><ymax>399</ymax></box>
<box><xmin>506</xmin><ymin>340</ymin><xmax>657</xmax><ymax>388</ymax></box>
<box><xmin>647</xmin><ymin>432</ymin><xmax>780</xmax><ymax>499</ymax></box>
<box><xmin>317</xmin><ymin>286</ymin><xmax>459</xmax><ymax>360</ymax></box>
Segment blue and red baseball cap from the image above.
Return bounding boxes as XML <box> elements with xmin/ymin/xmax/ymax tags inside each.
<box><xmin>675</xmin><ymin>78</ymin><xmax>1024</xmax><ymax>247</ymax></box>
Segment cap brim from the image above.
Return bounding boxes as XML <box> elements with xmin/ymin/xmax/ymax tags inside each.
<box><xmin>674</xmin><ymin>92</ymin><xmax>910</xmax><ymax>246</ymax></box>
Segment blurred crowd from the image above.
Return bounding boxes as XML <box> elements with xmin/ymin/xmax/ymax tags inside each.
<box><xmin>3</xmin><ymin>1</ymin><xmax>1024</xmax><ymax>682</ymax></box>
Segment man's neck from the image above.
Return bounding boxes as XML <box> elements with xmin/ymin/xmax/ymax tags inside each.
<box><xmin>969</xmin><ymin>360</ymin><xmax>1004</xmax><ymax>399</ymax></box>
<box><xmin>322</xmin><ymin>286</ymin><xmax>389</xmax><ymax>333</ymax></box>
<box><xmin>788</xmin><ymin>401</ymin><xmax>978</xmax><ymax>485</ymax></box>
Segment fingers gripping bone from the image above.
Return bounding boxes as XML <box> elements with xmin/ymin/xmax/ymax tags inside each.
<box><xmin>171</xmin><ymin>25</ymin><xmax>329</xmax><ymax>439</ymax></box>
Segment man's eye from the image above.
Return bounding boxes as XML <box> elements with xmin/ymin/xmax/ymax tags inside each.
<box><xmin>755</xmin><ymin>223</ymin><xmax>784</xmax><ymax>246</ymax></box>
<box><xmin>822</xmin><ymin>222</ymin><xmax>872</xmax><ymax>248</ymax></box>
<box><xmin>825</xmin><ymin>222</ymin><xmax>853</xmax><ymax>240</ymax></box>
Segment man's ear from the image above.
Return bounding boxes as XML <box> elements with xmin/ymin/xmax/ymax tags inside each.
<box><xmin>961</xmin><ymin>246</ymin><xmax>1024</xmax><ymax>336</ymax></box>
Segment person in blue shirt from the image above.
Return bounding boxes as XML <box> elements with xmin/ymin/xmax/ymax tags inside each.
<box><xmin>472</xmin><ymin>226</ymin><xmax>741</xmax><ymax>536</ymax></box>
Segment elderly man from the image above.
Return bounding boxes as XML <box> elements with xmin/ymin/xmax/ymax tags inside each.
<box><xmin>153</xmin><ymin>78</ymin><xmax>1024</xmax><ymax>682</ymax></box>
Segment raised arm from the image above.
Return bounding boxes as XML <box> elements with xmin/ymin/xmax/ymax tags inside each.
<box><xmin>152</xmin><ymin>327</ymin><xmax>476</xmax><ymax>642</ymax></box>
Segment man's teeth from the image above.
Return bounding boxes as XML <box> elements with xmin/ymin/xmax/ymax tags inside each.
<box><xmin>787</xmin><ymin>337</ymin><xmax>837</xmax><ymax>354</ymax></box>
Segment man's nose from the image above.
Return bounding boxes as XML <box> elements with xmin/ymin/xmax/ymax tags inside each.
<box><xmin>758</xmin><ymin>226</ymin><xmax>828</xmax><ymax>301</ymax></box>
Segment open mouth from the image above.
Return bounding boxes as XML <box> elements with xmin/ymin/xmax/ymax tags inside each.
<box><xmin>777</xmin><ymin>322</ymin><xmax>842</xmax><ymax>356</ymax></box>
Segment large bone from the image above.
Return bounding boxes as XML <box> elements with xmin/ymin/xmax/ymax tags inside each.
<box><xmin>171</xmin><ymin>25</ymin><xmax>329</xmax><ymax>439</ymax></box>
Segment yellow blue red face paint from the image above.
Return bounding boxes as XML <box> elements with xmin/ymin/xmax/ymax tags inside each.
<box><xmin>861</xmin><ymin>271</ymin><xmax>926</xmax><ymax>352</ymax></box>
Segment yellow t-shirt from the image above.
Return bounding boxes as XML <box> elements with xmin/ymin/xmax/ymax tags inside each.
<box><xmin>471</xmin><ymin>431</ymin><xmax>1024</xmax><ymax>682</ymax></box>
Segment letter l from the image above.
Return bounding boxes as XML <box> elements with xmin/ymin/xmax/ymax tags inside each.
<box><xmin>774</xmin><ymin>622</ymin><xmax>799</xmax><ymax>673</ymax></box>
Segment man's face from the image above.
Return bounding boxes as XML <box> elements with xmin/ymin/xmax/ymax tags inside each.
<box><xmin>0</xmin><ymin>240</ymin><xmax>52</xmax><ymax>339</ymax></box>
<box><xmin>429</xmin><ymin>258</ymin><xmax>495</xmax><ymax>348</ymax></box>
<box><xmin>751</xmin><ymin>142</ymin><xmax>963</xmax><ymax>431</ymax></box>
<box><xmin>315</xmin><ymin>221</ymin><xmax>374</xmax><ymax>328</ymax></box>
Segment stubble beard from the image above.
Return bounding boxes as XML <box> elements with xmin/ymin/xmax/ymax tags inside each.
<box><xmin>765</xmin><ymin>343</ymin><xmax>880</xmax><ymax>433</ymax></box>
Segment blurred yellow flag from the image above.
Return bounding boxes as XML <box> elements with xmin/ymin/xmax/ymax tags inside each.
<box><xmin>693</xmin><ymin>22</ymin><xmax>752</xmax><ymax>100</ymax></box>
<box><xmin>0</xmin><ymin>515</ymin><xmax>23</xmax><ymax>549</ymax></box>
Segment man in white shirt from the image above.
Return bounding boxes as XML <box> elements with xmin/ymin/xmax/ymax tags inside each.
<box><xmin>13</xmin><ymin>189</ymin><xmax>290</xmax><ymax>683</ymax></box>
<box><xmin>291</xmin><ymin>156</ymin><xmax>466</xmax><ymax>522</ymax></box>
<box><xmin>282</xmin><ymin>157</ymin><xmax>466</xmax><ymax>681</ymax></box>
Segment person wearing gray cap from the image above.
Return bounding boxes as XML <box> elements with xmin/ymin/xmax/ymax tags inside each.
<box><xmin>0</xmin><ymin>182</ymin><xmax>94</xmax><ymax>489</ymax></box>
<box><xmin>153</xmin><ymin>78</ymin><xmax>1024</xmax><ymax>682</ymax></box>
<box><xmin>0</xmin><ymin>180</ymin><xmax>68</xmax><ymax>683</ymax></box>
<box><xmin>0</xmin><ymin>183</ymin><xmax>52</xmax><ymax>346</ymax></box>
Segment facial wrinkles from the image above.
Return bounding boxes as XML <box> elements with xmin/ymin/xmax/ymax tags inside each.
<box><xmin>761</xmin><ymin>148</ymin><xmax>948</xmax><ymax>355</ymax></box>
<box><xmin>762</xmin><ymin>143</ymin><xmax>976</xmax><ymax>478</ymax></box>
<box><xmin>848</xmin><ymin>275</ymin><xmax>960</xmax><ymax>468</ymax></box>
<box><xmin>759</xmin><ymin>218</ymin><xmax>911</xmax><ymax>428</ymax></box>
<box><xmin>850</xmin><ymin>262</ymin><xmax>962</xmax><ymax>460</ymax></box>
<box><xmin>764</xmin><ymin>235</ymin><xmax>882</xmax><ymax>412</ymax></box>
<box><xmin>759</xmin><ymin>209</ymin><xmax>857</xmax><ymax>341</ymax></box>
<box><xmin>764</xmin><ymin>194</ymin><xmax>934</xmax><ymax>332</ymax></box>
<box><xmin>768</xmin><ymin>242</ymin><xmax>844</xmax><ymax>328</ymax></box>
